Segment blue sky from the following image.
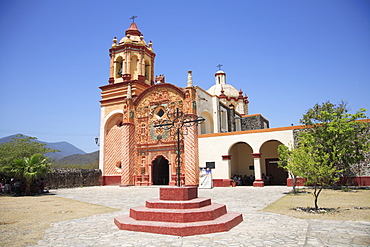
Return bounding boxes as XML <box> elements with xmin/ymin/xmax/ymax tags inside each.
<box><xmin>1</xmin><ymin>0</ymin><xmax>369</xmax><ymax>153</ymax></box>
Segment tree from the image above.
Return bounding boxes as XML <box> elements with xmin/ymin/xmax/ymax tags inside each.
<box><xmin>278</xmin><ymin>144</ymin><xmax>299</xmax><ymax>194</ymax></box>
<box><xmin>299</xmin><ymin>101</ymin><xmax>369</xmax><ymax>173</ymax></box>
<box><xmin>2</xmin><ymin>153</ymin><xmax>52</xmax><ymax>195</ymax></box>
<box><xmin>294</xmin><ymin>139</ymin><xmax>339</xmax><ymax>210</ymax></box>
<box><xmin>280</xmin><ymin>101</ymin><xmax>369</xmax><ymax>210</ymax></box>
<box><xmin>0</xmin><ymin>134</ymin><xmax>59</xmax><ymax>168</ymax></box>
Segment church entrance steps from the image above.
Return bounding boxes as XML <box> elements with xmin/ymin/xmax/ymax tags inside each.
<box><xmin>114</xmin><ymin>211</ymin><xmax>243</xmax><ymax>236</ymax></box>
<box><xmin>130</xmin><ymin>203</ymin><xmax>227</xmax><ymax>222</ymax></box>
<box><xmin>146</xmin><ymin>197</ymin><xmax>211</xmax><ymax>209</ymax></box>
<box><xmin>114</xmin><ymin>186</ymin><xmax>243</xmax><ymax>236</ymax></box>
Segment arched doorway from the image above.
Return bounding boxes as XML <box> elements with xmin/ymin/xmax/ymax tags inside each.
<box><xmin>199</xmin><ymin>111</ymin><xmax>214</xmax><ymax>134</ymax></box>
<box><xmin>152</xmin><ymin>155</ymin><xmax>169</xmax><ymax>185</ymax></box>
<box><xmin>229</xmin><ymin>142</ymin><xmax>254</xmax><ymax>185</ymax></box>
<box><xmin>260</xmin><ymin>140</ymin><xmax>288</xmax><ymax>185</ymax></box>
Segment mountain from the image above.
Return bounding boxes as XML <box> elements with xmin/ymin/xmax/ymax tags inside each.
<box><xmin>0</xmin><ymin>134</ymin><xmax>86</xmax><ymax>160</ymax></box>
<box><xmin>55</xmin><ymin>151</ymin><xmax>99</xmax><ymax>165</ymax></box>
<box><xmin>53</xmin><ymin>151</ymin><xmax>99</xmax><ymax>168</ymax></box>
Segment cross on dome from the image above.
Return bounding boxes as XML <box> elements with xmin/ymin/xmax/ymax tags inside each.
<box><xmin>216</xmin><ymin>64</ymin><xmax>223</xmax><ymax>70</ymax></box>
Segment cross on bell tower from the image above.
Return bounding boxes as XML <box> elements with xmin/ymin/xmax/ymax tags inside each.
<box><xmin>130</xmin><ymin>15</ymin><xmax>137</xmax><ymax>23</ymax></box>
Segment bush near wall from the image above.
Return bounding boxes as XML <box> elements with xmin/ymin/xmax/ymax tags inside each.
<box><xmin>44</xmin><ymin>168</ymin><xmax>102</xmax><ymax>189</ymax></box>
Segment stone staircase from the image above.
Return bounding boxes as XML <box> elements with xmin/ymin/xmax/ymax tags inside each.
<box><xmin>114</xmin><ymin>186</ymin><xmax>243</xmax><ymax>236</ymax></box>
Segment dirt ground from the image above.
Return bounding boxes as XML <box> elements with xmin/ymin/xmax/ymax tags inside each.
<box><xmin>0</xmin><ymin>194</ymin><xmax>118</xmax><ymax>247</ymax></box>
<box><xmin>263</xmin><ymin>189</ymin><xmax>370</xmax><ymax>221</ymax></box>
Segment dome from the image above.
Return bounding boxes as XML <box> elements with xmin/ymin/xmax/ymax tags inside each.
<box><xmin>119</xmin><ymin>23</ymin><xmax>143</xmax><ymax>43</ymax></box>
<box><xmin>120</xmin><ymin>34</ymin><xmax>141</xmax><ymax>43</ymax></box>
<box><xmin>207</xmin><ymin>84</ymin><xmax>240</xmax><ymax>98</ymax></box>
<box><xmin>123</xmin><ymin>36</ymin><xmax>133</xmax><ymax>44</ymax></box>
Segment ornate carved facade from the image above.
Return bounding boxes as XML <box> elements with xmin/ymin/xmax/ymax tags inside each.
<box><xmin>99</xmin><ymin>21</ymin><xmax>269</xmax><ymax>186</ymax></box>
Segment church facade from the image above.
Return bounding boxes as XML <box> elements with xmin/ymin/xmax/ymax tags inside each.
<box><xmin>99</xmin><ymin>22</ymin><xmax>369</xmax><ymax>187</ymax></box>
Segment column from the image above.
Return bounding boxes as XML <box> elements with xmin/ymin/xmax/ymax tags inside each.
<box><xmin>252</xmin><ymin>153</ymin><xmax>264</xmax><ymax>187</ymax></box>
<box><xmin>121</xmin><ymin>123</ymin><xmax>135</xmax><ymax>186</ymax></box>
<box><xmin>125</xmin><ymin>50</ymin><xmax>129</xmax><ymax>75</ymax></box>
<box><xmin>184</xmin><ymin>123</ymin><xmax>200</xmax><ymax>186</ymax></box>
<box><xmin>109</xmin><ymin>54</ymin><xmax>114</xmax><ymax>79</ymax></box>
<box><xmin>139</xmin><ymin>51</ymin><xmax>144</xmax><ymax>76</ymax></box>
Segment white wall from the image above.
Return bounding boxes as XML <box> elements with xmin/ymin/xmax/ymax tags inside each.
<box><xmin>198</xmin><ymin>128</ymin><xmax>294</xmax><ymax>179</ymax></box>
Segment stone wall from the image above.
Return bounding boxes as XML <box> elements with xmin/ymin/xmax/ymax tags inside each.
<box><xmin>292</xmin><ymin>128</ymin><xmax>370</xmax><ymax>177</ymax></box>
<box><xmin>43</xmin><ymin>168</ymin><xmax>102</xmax><ymax>189</ymax></box>
<box><xmin>241</xmin><ymin>115</ymin><xmax>269</xmax><ymax>130</ymax></box>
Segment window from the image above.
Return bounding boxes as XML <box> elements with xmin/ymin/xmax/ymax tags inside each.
<box><xmin>157</xmin><ymin>109</ymin><xmax>165</xmax><ymax>117</ymax></box>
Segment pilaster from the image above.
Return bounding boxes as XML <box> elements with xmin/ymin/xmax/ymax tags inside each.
<box><xmin>121</xmin><ymin>122</ymin><xmax>136</xmax><ymax>185</ymax></box>
<box><xmin>252</xmin><ymin>153</ymin><xmax>264</xmax><ymax>187</ymax></box>
<box><xmin>184</xmin><ymin>122</ymin><xmax>200</xmax><ymax>186</ymax></box>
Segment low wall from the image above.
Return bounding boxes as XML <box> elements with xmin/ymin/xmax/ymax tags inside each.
<box><xmin>213</xmin><ymin>179</ymin><xmax>232</xmax><ymax>187</ymax></box>
<box><xmin>44</xmin><ymin>168</ymin><xmax>102</xmax><ymax>189</ymax></box>
<box><xmin>102</xmin><ymin>175</ymin><xmax>121</xmax><ymax>186</ymax></box>
<box><xmin>287</xmin><ymin>178</ymin><xmax>306</xmax><ymax>187</ymax></box>
<box><xmin>287</xmin><ymin>176</ymin><xmax>370</xmax><ymax>187</ymax></box>
<box><xmin>340</xmin><ymin>176</ymin><xmax>370</xmax><ymax>186</ymax></box>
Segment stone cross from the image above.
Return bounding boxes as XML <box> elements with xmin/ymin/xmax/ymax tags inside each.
<box><xmin>154</xmin><ymin>108</ymin><xmax>205</xmax><ymax>187</ymax></box>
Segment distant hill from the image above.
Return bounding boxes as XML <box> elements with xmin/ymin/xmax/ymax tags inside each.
<box><xmin>54</xmin><ymin>151</ymin><xmax>99</xmax><ymax>165</ymax></box>
<box><xmin>0</xmin><ymin>134</ymin><xmax>87</xmax><ymax>160</ymax></box>
<box><xmin>52</xmin><ymin>151</ymin><xmax>99</xmax><ymax>169</ymax></box>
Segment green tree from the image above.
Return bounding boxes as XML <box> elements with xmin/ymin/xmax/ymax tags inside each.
<box><xmin>0</xmin><ymin>134</ymin><xmax>59</xmax><ymax>168</ymax></box>
<box><xmin>2</xmin><ymin>153</ymin><xmax>52</xmax><ymax>195</ymax></box>
<box><xmin>297</xmin><ymin>140</ymin><xmax>338</xmax><ymax>210</ymax></box>
<box><xmin>278</xmin><ymin>144</ymin><xmax>299</xmax><ymax>194</ymax></box>
<box><xmin>280</xmin><ymin>101</ymin><xmax>369</xmax><ymax>210</ymax></box>
<box><xmin>299</xmin><ymin>101</ymin><xmax>369</xmax><ymax>173</ymax></box>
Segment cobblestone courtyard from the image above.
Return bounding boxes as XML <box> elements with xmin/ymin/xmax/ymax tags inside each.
<box><xmin>31</xmin><ymin>186</ymin><xmax>370</xmax><ymax>246</ymax></box>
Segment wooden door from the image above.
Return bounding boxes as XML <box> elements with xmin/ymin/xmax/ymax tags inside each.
<box><xmin>265</xmin><ymin>158</ymin><xmax>288</xmax><ymax>185</ymax></box>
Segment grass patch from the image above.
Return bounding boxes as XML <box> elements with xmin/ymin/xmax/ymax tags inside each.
<box><xmin>0</xmin><ymin>194</ymin><xmax>118</xmax><ymax>247</ymax></box>
<box><xmin>263</xmin><ymin>189</ymin><xmax>370</xmax><ymax>221</ymax></box>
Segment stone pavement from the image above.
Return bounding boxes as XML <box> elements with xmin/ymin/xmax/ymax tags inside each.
<box><xmin>34</xmin><ymin>186</ymin><xmax>370</xmax><ymax>247</ymax></box>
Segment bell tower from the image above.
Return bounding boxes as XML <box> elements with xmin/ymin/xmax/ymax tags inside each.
<box><xmin>108</xmin><ymin>16</ymin><xmax>155</xmax><ymax>85</ymax></box>
<box><xmin>99</xmin><ymin>18</ymin><xmax>156</xmax><ymax>186</ymax></box>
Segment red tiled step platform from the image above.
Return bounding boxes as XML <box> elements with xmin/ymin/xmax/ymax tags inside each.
<box><xmin>114</xmin><ymin>186</ymin><xmax>243</xmax><ymax>236</ymax></box>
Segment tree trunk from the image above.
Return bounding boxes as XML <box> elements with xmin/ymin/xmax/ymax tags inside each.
<box><xmin>25</xmin><ymin>181</ymin><xmax>31</xmax><ymax>195</ymax></box>
<box><xmin>313</xmin><ymin>184</ymin><xmax>322</xmax><ymax>211</ymax></box>
<box><xmin>314</xmin><ymin>194</ymin><xmax>318</xmax><ymax>210</ymax></box>
<box><xmin>292</xmin><ymin>175</ymin><xmax>297</xmax><ymax>194</ymax></box>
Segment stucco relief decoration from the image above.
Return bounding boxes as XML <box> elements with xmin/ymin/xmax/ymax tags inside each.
<box><xmin>122</xmin><ymin>103</ymin><xmax>128</xmax><ymax>121</ymax></box>
<box><xmin>140</xmin><ymin>155</ymin><xmax>146</xmax><ymax>175</ymax></box>
<box><xmin>183</xmin><ymin>91</ymin><xmax>192</xmax><ymax>113</ymax></box>
<box><xmin>134</xmin><ymin>88</ymin><xmax>186</xmax><ymax>144</ymax></box>
<box><xmin>167</xmin><ymin>100</ymin><xmax>184</xmax><ymax>114</ymax></box>
<box><xmin>150</xmin><ymin>89</ymin><xmax>169</xmax><ymax>106</ymax></box>
<box><xmin>149</xmin><ymin>107</ymin><xmax>170</xmax><ymax>141</ymax></box>
<box><xmin>138</xmin><ymin>121</ymin><xmax>148</xmax><ymax>143</ymax></box>
<box><xmin>136</xmin><ymin>105</ymin><xmax>150</xmax><ymax>118</ymax></box>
